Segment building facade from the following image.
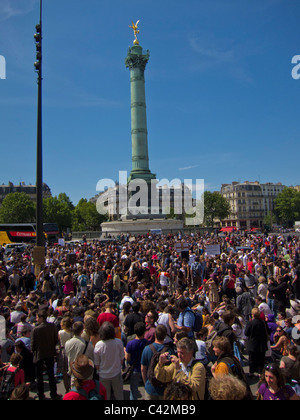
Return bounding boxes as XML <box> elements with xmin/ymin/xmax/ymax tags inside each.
<box><xmin>221</xmin><ymin>181</ymin><xmax>286</xmax><ymax>230</ymax></box>
<box><xmin>94</xmin><ymin>182</ymin><xmax>194</xmax><ymax>222</ymax></box>
<box><xmin>0</xmin><ymin>182</ymin><xmax>52</xmax><ymax>206</ymax></box>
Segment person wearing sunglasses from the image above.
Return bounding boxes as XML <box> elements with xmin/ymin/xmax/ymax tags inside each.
<box><xmin>257</xmin><ymin>363</ymin><xmax>300</xmax><ymax>400</ymax></box>
<box><xmin>271</xmin><ymin>327</ymin><xmax>290</xmax><ymax>360</ymax></box>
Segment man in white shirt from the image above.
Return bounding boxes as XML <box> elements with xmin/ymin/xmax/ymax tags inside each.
<box><xmin>255</xmin><ymin>296</ymin><xmax>272</xmax><ymax>317</ymax></box>
<box><xmin>65</xmin><ymin>321</ymin><xmax>94</xmax><ymax>386</ymax></box>
<box><xmin>119</xmin><ymin>293</ymin><xmax>134</xmax><ymax>311</ymax></box>
<box><xmin>10</xmin><ymin>304</ymin><xmax>26</xmax><ymax>325</ymax></box>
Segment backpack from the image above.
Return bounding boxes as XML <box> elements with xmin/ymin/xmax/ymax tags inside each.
<box><xmin>205</xmin><ymin>330</ymin><xmax>218</xmax><ymax>356</ymax></box>
<box><xmin>147</xmin><ymin>344</ymin><xmax>170</xmax><ymax>388</ymax></box>
<box><xmin>79</xmin><ymin>275</ymin><xmax>87</xmax><ymax>287</ymax></box>
<box><xmin>219</xmin><ymin>355</ymin><xmax>253</xmax><ymax>400</ymax></box>
<box><xmin>186</xmin><ymin>308</ymin><xmax>203</xmax><ymax>333</ymax></box>
<box><xmin>0</xmin><ymin>367</ymin><xmax>19</xmax><ymax>400</ymax></box>
<box><xmin>205</xmin><ymin>326</ymin><xmax>234</xmax><ymax>356</ymax></box>
<box><xmin>71</xmin><ymin>380</ymin><xmax>104</xmax><ymax>401</ymax></box>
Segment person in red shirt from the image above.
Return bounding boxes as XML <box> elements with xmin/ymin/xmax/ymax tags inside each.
<box><xmin>0</xmin><ymin>353</ymin><xmax>25</xmax><ymax>399</ymax></box>
<box><xmin>63</xmin><ymin>354</ymin><xmax>107</xmax><ymax>401</ymax></box>
<box><xmin>247</xmin><ymin>257</ymin><xmax>254</xmax><ymax>274</ymax></box>
<box><xmin>223</xmin><ymin>269</ymin><xmax>236</xmax><ymax>303</ymax></box>
<box><xmin>97</xmin><ymin>302</ymin><xmax>119</xmax><ymax>335</ymax></box>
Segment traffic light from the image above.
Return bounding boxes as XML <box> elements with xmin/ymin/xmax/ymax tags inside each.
<box><xmin>34</xmin><ymin>23</ymin><xmax>42</xmax><ymax>72</ymax></box>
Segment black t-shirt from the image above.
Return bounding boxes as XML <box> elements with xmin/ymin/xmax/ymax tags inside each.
<box><xmin>124</xmin><ymin>312</ymin><xmax>144</xmax><ymax>336</ymax></box>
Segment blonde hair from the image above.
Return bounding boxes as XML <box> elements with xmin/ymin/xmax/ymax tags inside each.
<box><xmin>209</xmin><ymin>375</ymin><xmax>247</xmax><ymax>400</ymax></box>
<box><xmin>252</xmin><ymin>308</ymin><xmax>261</xmax><ymax>319</ymax></box>
<box><xmin>212</xmin><ymin>336</ymin><xmax>232</xmax><ymax>354</ymax></box>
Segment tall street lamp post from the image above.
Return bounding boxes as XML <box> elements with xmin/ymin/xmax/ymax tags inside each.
<box><xmin>33</xmin><ymin>0</ymin><xmax>45</xmax><ymax>273</ymax></box>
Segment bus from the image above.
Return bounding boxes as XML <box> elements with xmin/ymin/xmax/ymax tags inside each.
<box><xmin>0</xmin><ymin>223</ymin><xmax>59</xmax><ymax>246</ymax></box>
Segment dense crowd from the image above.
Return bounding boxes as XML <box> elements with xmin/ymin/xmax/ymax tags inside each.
<box><xmin>0</xmin><ymin>230</ymin><xmax>300</xmax><ymax>401</ymax></box>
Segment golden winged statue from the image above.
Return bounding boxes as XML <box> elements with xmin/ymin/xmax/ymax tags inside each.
<box><xmin>129</xmin><ymin>20</ymin><xmax>140</xmax><ymax>45</ymax></box>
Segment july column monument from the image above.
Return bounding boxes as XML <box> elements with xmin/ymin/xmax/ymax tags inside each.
<box><xmin>125</xmin><ymin>21</ymin><xmax>156</xmax><ymax>184</ymax></box>
<box><xmin>100</xmin><ymin>22</ymin><xmax>184</xmax><ymax>235</ymax></box>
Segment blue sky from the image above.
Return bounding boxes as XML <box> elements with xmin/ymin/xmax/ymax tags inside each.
<box><xmin>0</xmin><ymin>0</ymin><xmax>299</xmax><ymax>206</ymax></box>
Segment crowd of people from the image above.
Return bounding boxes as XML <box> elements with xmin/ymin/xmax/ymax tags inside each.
<box><xmin>0</xmin><ymin>229</ymin><xmax>300</xmax><ymax>401</ymax></box>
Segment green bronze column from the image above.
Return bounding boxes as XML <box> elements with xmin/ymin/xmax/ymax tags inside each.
<box><xmin>125</xmin><ymin>23</ymin><xmax>156</xmax><ymax>183</ymax></box>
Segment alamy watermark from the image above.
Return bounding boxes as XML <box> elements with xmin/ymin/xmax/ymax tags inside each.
<box><xmin>292</xmin><ymin>55</ymin><xmax>300</xmax><ymax>80</ymax></box>
<box><xmin>96</xmin><ymin>171</ymin><xmax>204</xmax><ymax>226</ymax></box>
<box><xmin>0</xmin><ymin>55</ymin><xmax>6</xmax><ymax>79</ymax></box>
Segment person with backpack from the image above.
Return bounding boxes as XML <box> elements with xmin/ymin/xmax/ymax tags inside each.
<box><xmin>63</xmin><ymin>354</ymin><xmax>107</xmax><ymax>401</ymax></box>
<box><xmin>211</xmin><ymin>336</ymin><xmax>253</xmax><ymax>400</ymax></box>
<box><xmin>154</xmin><ymin>337</ymin><xmax>206</xmax><ymax>400</ymax></box>
<box><xmin>213</xmin><ymin>310</ymin><xmax>237</xmax><ymax>351</ymax></box>
<box><xmin>141</xmin><ymin>325</ymin><xmax>174</xmax><ymax>400</ymax></box>
<box><xmin>0</xmin><ymin>353</ymin><xmax>25</xmax><ymax>400</ymax></box>
<box><xmin>175</xmin><ymin>297</ymin><xmax>197</xmax><ymax>339</ymax></box>
<box><xmin>77</xmin><ymin>268</ymin><xmax>88</xmax><ymax>299</ymax></box>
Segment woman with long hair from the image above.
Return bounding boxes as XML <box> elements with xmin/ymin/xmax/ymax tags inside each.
<box><xmin>257</xmin><ymin>363</ymin><xmax>299</xmax><ymax>400</ymax></box>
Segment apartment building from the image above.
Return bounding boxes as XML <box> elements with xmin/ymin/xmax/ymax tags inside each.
<box><xmin>0</xmin><ymin>182</ymin><xmax>52</xmax><ymax>206</ymax></box>
<box><xmin>220</xmin><ymin>181</ymin><xmax>286</xmax><ymax>230</ymax></box>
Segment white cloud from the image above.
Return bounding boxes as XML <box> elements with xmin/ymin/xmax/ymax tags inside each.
<box><xmin>0</xmin><ymin>0</ymin><xmax>38</xmax><ymax>21</ymax></box>
<box><xmin>188</xmin><ymin>34</ymin><xmax>255</xmax><ymax>84</ymax></box>
<box><xmin>189</xmin><ymin>38</ymin><xmax>234</xmax><ymax>64</ymax></box>
<box><xmin>178</xmin><ymin>164</ymin><xmax>200</xmax><ymax>171</ymax></box>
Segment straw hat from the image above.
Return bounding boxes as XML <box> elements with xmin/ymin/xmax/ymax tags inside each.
<box><xmin>70</xmin><ymin>354</ymin><xmax>94</xmax><ymax>380</ymax></box>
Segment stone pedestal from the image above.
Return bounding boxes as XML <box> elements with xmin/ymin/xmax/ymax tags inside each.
<box><xmin>101</xmin><ymin>218</ymin><xmax>184</xmax><ymax>237</ymax></box>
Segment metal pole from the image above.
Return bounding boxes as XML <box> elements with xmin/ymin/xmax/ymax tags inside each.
<box><xmin>34</xmin><ymin>0</ymin><xmax>45</xmax><ymax>274</ymax></box>
<box><xmin>36</xmin><ymin>0</ymin><xmax>44</xmax><ymax>248</ymax></box>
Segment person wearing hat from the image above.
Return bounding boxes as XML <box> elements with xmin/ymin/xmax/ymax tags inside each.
<box><xmin>63</xmin><ymin>354</ymin><xmax>107</xmax><ymax>400</ymax></box>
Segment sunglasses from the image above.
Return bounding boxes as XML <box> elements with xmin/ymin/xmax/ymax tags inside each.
<box><xmin>265</xmin><ymin>364</ymin><xmax>277</xmax><ymax>371</ymax></box>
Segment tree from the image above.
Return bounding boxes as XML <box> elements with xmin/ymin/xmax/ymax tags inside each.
<box><xmin>0</xmin><ymin>192</ymin><xmax>36</xmax><ymax>223</ymax></box>
<box><xmin>274</xmin><ymin>187</ymin><xmax>300</xmax><ymax>227</ymax></box>
<box><xmin>72</xmin><ymin>198</ymin><xmax>107</xmax><ymax>231</ymax></box>
<box><xmin>43</xmin><ymin>193</ymin><xmax>73</xmax><ymax>231</ymax></box>
<box><xmin>203</xmin><ymin>191</ymin><xmax>231</xmax><ymax>227</ymax></box>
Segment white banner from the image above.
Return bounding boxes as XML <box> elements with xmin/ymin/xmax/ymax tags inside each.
<box><xmin>206</xmin><ymin>245</ymin><xmax>221</xmax><ymax>256</ymax></box>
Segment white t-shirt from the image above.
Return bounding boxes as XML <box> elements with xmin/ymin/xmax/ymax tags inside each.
<box><xmin>94</xmin><ymin>338</ymin><xmax>124</xmax><ymax>379</ymax></box>
<box><xmin>157</xmin><ymin>312</ymin><xmax>173</xmax><ymax>344</ymax></box>
<box><xmin>258</xmin><ymin>302</ymin><xmax>272</xmax><ymax>316</ymax></box>
<box><xmin>195</xmin><ymin>339</ymin><xmax>208</xmax><ymax>363</ymax></box>
<box><xmin>159</xmin><ymin>272</ymin><xmax>169</xmax><ymax>287</ymax></box>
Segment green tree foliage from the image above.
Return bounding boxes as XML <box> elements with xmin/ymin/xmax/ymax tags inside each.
<box><xmin>203</xmin><ymin>191</ymin><xmax>231</xmax><ymax>227</ymax></box>
<box><xmin>0</xmin><ymin>192</ymin><xmax>36</xmax><ymax>223</ymax></box>
<box><xmin>72</xmin><ymin>198</ymin><xmax>107</xmax><ymax>231</ymax></box>
<box><xmin>274</xmin><ymin>187</ymin><xmax>300</xmax><ymax>227</ymax></box>
<box><xmin>43</xmin><ymin>194</ymin><xmax>73</xmax><ymax>231</ymax></box>
<box><xmin>0</xmin><ymin>191</ymin><xmax>108</xmax><ymax>232</ymax></box>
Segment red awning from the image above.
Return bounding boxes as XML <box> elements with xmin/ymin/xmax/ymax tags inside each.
<box><xmin>220</xmin><ymin>227</ymin><xmax>236</xmax><ymax>232</ymax></box>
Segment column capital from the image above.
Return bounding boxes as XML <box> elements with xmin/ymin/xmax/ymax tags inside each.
<box><xmin>125</xmin><ymin>45</ymin><xmax>150</xmax><ymax>71</ymax></box>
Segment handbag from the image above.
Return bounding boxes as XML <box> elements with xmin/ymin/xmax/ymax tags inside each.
<box><xmin>122</xmin><ymin>364</ymin><xmax>135</xmax><ymax>384</ymax></box>
<box><xmin>122</xmin><ymin>355</ymin><xmax>140</xmax><ymax>384</ymax></box>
